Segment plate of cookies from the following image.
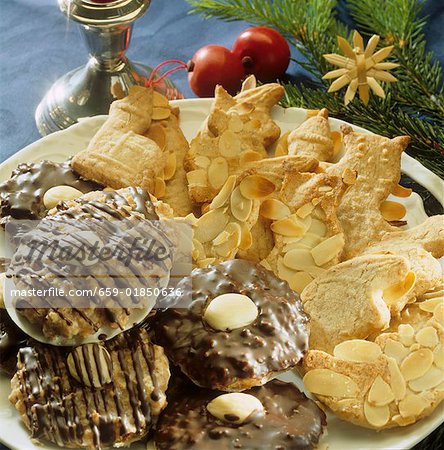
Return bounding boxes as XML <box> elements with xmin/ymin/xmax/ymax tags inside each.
<box><xmin>0</xmin><ymin>76</ymin><xmax>443</xmax><ymax>450</ymax></box>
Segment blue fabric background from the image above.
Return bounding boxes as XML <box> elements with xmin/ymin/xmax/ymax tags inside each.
<box><xmin>0</xmin><ymin>0</ymin><xmax>443</xmax><ymax>163</ymax></box>
<box><xmin>0</xmin><ymin>1</ymin><xmax>443</xmax><ymax>449</ymax></box>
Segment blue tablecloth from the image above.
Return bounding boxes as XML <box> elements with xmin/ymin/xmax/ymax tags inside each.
<box><xmin>0</xmin><ymin>1</ymin><xmax>443</xmax><ymax>450</ymax></box>
<box><xmin>0</xmin><ymin>0</ymin><xmax>443</xmax><ymax>163</ymax></box>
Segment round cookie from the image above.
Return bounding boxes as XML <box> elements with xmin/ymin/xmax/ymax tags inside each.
<box><xmin>7</xmin><ymin>187</ymin><xmax>174</xmax><ymax>342</ymax></box>
<box><xmin>154</xmin><ymin>259</ymin><xmax>309</xmax><ymax>391</ymax></box>
<box><xmin>154</xmin><ymin>379</ymin><xmax>326</xmax><ymax>450</ymax></box>
<box><xmin>0</xmin><ymin>160</ymin><xmax>102</xmax><ymax>224</ymax></box>
<box><xmin>302</xmin><ymin>290</ymin><xmax>444</xmax><ymax>430</ymax></box>
<box><xmin>9</xmin><ymin>327</ymin><xmax>170</xmax><ymax>449</ymax></box>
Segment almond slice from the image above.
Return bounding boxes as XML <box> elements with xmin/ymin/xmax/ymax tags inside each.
<box><xmin>275</xmin><ymin>131</ymin><xmax>290</xmax><ymax>157</ymax></box>
<box><xmin>383</xmin><ymin>271</ymin><xmax>416</xmax><ymax>307</ymax></box>
<box><xmin>418</xmin><ymin>298</ymin><xmax>443</xmax><ymax>313</ymax></box>
<box><xmin>398</xmin><ymin>324</ymin><xmax>415</xmax><ymax>346</ymax></box>
<box><xmin>239</xmin><ymin>150</ymin><xmax>263</xmax><ymax>165</ymax></box>
<box><xmin>342</xmin><ymin>167</ymin><xmax>357</xmax><ymax>185</ymax></box>
<box><xmin>239</xmin><ymin>175</ymin><xmax>275</xmax><ymax>200</ymax></box>
<box><xmin>164</xmin><ymin>153</ymin><xmax>177</xmax><ymax>180</ymax></box>
<box><xmin>434</xmin><ymin>302</ymin><xmax>444</xmax><ymax>325</ymax></box>
<box><xmin>296</xmin><ymin>202</ymin><xmax>315</xmax><ymax>218</ymax></box>
<box><xmin>292</xmin><ymin>233</ymin><xmax>322</xmax><ymax>250</ymax></box>
<box><xmin>283</xmin><ymin>248</ymin><xmax>316</xmax><ymax>271</ymax></box>
<box><xmin>213</xmin><ymin>230</ymin><xmax>230</xmax><ymax>246</ymax></box>
<box><xmin>194</xmin><ymin>209</ymin><xmax>229</xmax><ymax>243</ymax></box>
<box><xmin>208</xmin><ymin>157</ymin><xmax>229</xmax><ymax>190</ymax></box>
<box><xmin>154</xmin><ymin>177</ymin><xmax>166</xmax><ymax>198</ymax></box>
<box><xmin>303</xmin><ymin>369</ymin><xmax>359</xmax><ymax>398</ymax></box>
<box><xmin>187</xmin><ymin>169</ymin><xmax>207</xmax><ymax>187</ymax></box>
<box><xmin>333</xmin><ymin>340</ymin><xmax>382</xmax><ymax>363</ymax></box>
<box><xmin>331</xmin><ymin>130</ymin><xmax>342</xmax><ymax>159</ymax></box>
<box><xmin>311</xmin><ymin>233</ymin><xmax>344</xmax><ymax>266</ymax></box>
<box><xmin>398</xmin><ymin>394</ymin><xmax>428</xmax><ymax>418</ymax></box>
<box><xmin>364</xmin><ymin>401</ymin><xmax>390</xmax><ymax>427</ymax></box>
<box><xmin>153</xmin><ymin>91</ymin><xmax>169</xmax><ymax>108</ymax></box>
<box><xmin>238</xmin><ymin>222</ymin><xmax>253</xmax><ymax>251</ymax></box>
<box><xmin>260</xmin><ymin>199</ymin><xmax>291</xmax><ymax>220</ymax></box>
<box><xmin>421</xmin><ymin>289</ymin><xmax>444</xmax><ymax>300</ymax></box>
<box><xmin>192</xmin><ymin>239</ymin><xmax>205</xmax><ymax>261</ymax></box>
<box><xmin>400</xmin><ymin>348</ymin><xmax>434</xmax><ymax>381</ymax></box>
<box><xmin>146</xmin><ymin>124</ymin><xmax>166</xmax><ymax>150</ymax></box>
<box><xmin>289</xmin><ymin>271</ymin><xmax>313</xmax><ymax>294</ymax></box>
<box><xmin>386</xmin><ymin>356</ymin><xmax>406</xmax><ymax>401</ymax></box>
<box><xmin>415</xmin><ymin>327</ymin><xmax>439</xmax><ymax>348</ymax></box>
<box><xmin>244</xmin><ymin>119</ymin><xmax>260</xmax><ymax>131</ymax></box>
<box><xmin>195</xmin><ymin>155</ymin><xmax>211</xmax><ymax>168</ymax></box>
<box><xmin>367</xmin><ymin>376</ymin><xmax>395</xmax><ymax>407</ymax></box>
<box><xmin>383</xmin><ymin>339</ymin><xmax>409</xmax><ymax>365</ymax></box>
<box><xmin>380</xmin><ymin>200</ymin><xmax>407</xmax><ymax>221</ymax></box>
<box><xmin>207</xmin><ymin>393</ymin><xmax>264</xmax><ymax>425</ymax></box>
<box><xmin>271</xmin><ymin>216</ymin><xmax>306</xmax><ymax>237</ymax></box>
<box><xmin>152</xmin><ymin>107</ymin><xmax>171</xmax><ymax>121</ymax></box>
<box><xmin>392</xmin><ymin>184</ymin><xmax>412</xmax><ymax>198</ymax></box>
<box><xmin>219</xmin><ymin>130</ymin><xmax>242</xmax><ymax>157</ymax></box>
<box><xmin>230</xmin><ymin>186</ymin><xmax>253</xmax><ymax>222</ymax></box>
<box><xmin>308</xmin><ymin>218</ymin><xmax>327</xmax><ymax>237</ymax></box>
<box><xmin>433</xmin><ymin>345</ymin><xmax>444</xmax><ymax>369</ymax></box>
<box><xmin>409</xmin><ymin>366</ymin><xmax>444</xmax><ymax>392</ymax></box>
<box><xmin>210</xmin><ymin>175</ymin><xmax>237</xmax><ymax>210</ymax></box>
<box><xmin>228</xmin><ymin>113</ymin><xmax>244</xmax><ymax>133</ymax></box>
<box><xmin>277</xmin><ymin>257</ymin><xmax>297</xmax><ymax>283</ymax></box>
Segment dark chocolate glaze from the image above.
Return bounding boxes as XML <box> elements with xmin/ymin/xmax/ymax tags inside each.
<box><xmin>10</xmin><ymin>328</ymin><xmax>168</xmax><ymax>449</ymax></box>
<box><xmin>0</xmin><ymin>309</ymin><xmax>28</xmax><ymax>376</ymax></box>
<box><xmin>154</xmin><ymin>259</ymin><xmax>309</xmax><ymax>390</ymax></box>
<box><xmin>155</xmin><ymin>379</ymin><xmax>326</xmax><ymax>450</ymax></box>
<box><xmin>0</xmin><ymin>160</ymin><xmax>102</xmax><ymax>223</ymax></box>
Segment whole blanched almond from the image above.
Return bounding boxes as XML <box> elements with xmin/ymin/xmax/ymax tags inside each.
<box><xmin>43</xmin><ymin>185</ymin><xmax>83</xmax><ymax>209</ymax></box>
<box><xmin>203</xmin><ymin>293</ymin><xmax>258</xmax><ymax>331</ymax></box>
<box><xmin>333</xmin><ymin>340</ymin><xmax>382</xmax><ymax>363</ymax></box>
<box><xmin>207</xmin><ymin>393</ymin><xmax>264</xmax><ymax>424</ymax></box>
<box><xmin>303</xmin><ymin>369</ymin><xmax>359</xmax><ymax>398</ymax></box>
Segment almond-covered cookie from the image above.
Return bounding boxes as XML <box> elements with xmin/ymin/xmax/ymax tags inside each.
<box><xmin>302</xmin><ymin>291</ymin><xmax>444</xmax><ymax>430</ymax></box>
<box><xmin>154</xmin><ymin>379</ymin><xmax>326</xmax><ymax>450</ymax></box>
<box><xmin>185</xmin><ymin>80</ymin><xmax>284</xmax><ymax>205</ymax></box>
<box><xmin>9</xmin><ymin>328</ymin><xmax>170</xmax><ymax>449</ymax></box>
<box><xmin>327</xmin><ymin>125</ymin><xmax>410</xmax><ymax>258</ymax></box>
<box><xmin>301</xmin><ymin>254</ymin><xmax>416</xmax><ymax>352</ymax></box>
<box><xmin>154</xmin><ymin>259</ymin><xmax>309</xmax><ymax>391</ymax></box>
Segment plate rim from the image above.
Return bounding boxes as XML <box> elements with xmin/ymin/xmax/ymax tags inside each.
<box><xmin>0</xmin><ymin>99</ymin><xmax>443</xmax><ymax>450</ymax></box>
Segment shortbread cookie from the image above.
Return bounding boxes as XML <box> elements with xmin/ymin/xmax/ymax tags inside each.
<box><xmin>11</xmin><ymin>187</ymin><xmax>173</xmax><ymax>342</ymax></box>
<box><xmin>327</xmin><ymin>125</ymin><xmax>410</xmax><ymax>258</ymax></box>
<box><xmin>288</xmin><ymin>109</ymin><xmax>334</xmax><ymax>162</ymax></box>
<box><xmin>185</xmin><ymin>82</ymin><xmax>284</xmax><ymax>204</ymax></box>
<box><xmin>301</xmin><ymin>254</ymin><xmax>416</xmax><ymax>352</ymax></box>
<box><xmin>154</xmin><ymin>259</ymin><xmax>309</xmax><ymax>391</ymax></box>
<box><xmin>145</xmin><ymin>108</ymin><xmax>192</xmax><ymax>216</ymax></box>
<box><xmin>262</xmin><ymin>171</ymin><xmax>344</xmax><ymax>294</ymax></box>
<box><xmin>0</xmin><ymin>160</ymin><xmax>102</xmax><ymax>224</ymax></box>
<box><xmin>302</xmin><ymin>297</ymin><xmax>444</xmax><ymax>430</ymax></box>
<box><xmin>72</xmin><ymin>87</ymin><xmax>166</xmax><ymax>194</ymax></box>
<box><xmin>10</xmin><ymin>328</ymin><xmax>170</xmax><ymax>449</ymax></box>
<box><xmin>154</xmin><ymin>379</ymin><xmax>326</xmax><ymax>450</ymax></box>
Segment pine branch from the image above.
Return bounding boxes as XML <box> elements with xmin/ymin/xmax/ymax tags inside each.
<box><xmin>282</xmin><ymin>83</ymin><xmax>444</xmax><ymax>178</ymax></box>
<box><xmin>347</xmin><ymin>0</ymin><xmax>444</xmax><ymax>125</ymax></box>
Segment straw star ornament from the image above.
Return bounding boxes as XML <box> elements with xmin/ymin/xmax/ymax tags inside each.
<box><xmin>323</xmin><ymin>31</ymin><xmax>399</xmax><ymax>105</ymax></box>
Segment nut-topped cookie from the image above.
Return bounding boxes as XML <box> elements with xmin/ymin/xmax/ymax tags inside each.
<box><xmin>154</xmin><ymin>379</ymin><xmax>326</xmax><ymax>450</ymax></box>
<box><xmin>154</xmin><ymin>259</ymin><xmax>309</xmax><ymax>391</ymax></box>
<box><xmin>9</xmin><ymin>327</ymin><xmax>170</xmax><ymax>449</ymax></box>
<box><xmin>0</xmin><ymin>160</ymin><xmax>102</xmax><ymax>224</ymax></box>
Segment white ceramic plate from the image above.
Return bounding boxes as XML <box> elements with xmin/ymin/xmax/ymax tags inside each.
<box><xmin>0</xmin><ymin>99</ymin><xmax>443</xmax><ymax>450</ymax></box>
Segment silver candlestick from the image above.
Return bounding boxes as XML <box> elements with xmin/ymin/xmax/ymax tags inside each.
<box><xmin>35</xmin><ymin>0</ymin><xmax>183</xmax><ymax>136</ymax></box>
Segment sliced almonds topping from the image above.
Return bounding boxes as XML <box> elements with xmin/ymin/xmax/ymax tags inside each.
<box><xmin>380</xmin><ymin>200</ymin><xmax>407</xmax><ymax>221</ymax></box>
<box><xmin>239</xmin><ymin>175</ymin><xmax>276</xmax><ymax>200</ymax></box>
<box><xmin>187</xmin><ymin>169</ymin><xmax>207</xmax><ymax>187</ymax></box>
<box><xmin>154</xmin><ymin>177</ymin><xmax>166</xmax><ymax>198</ymax></box>
<box><xmin>303</xmin><ymin>368</ymin><xmax>359</xmax><ymax>398</ymax></box>
<box><xmin>271</xmin><ymin>215</ymin><xmax>308</xmax><ymax>237</ymax></box>
<box><xmin>364</xmin><ymin>401</ymin><xmax>390</xmax><ymax>427</ymax></box>
<box><xmin>275</xmin><ymin>131</ymin><xmax>290</xmax><ymax>157</ymax></box>
<box><xmin>153</xmin><ymin>91</ymin><xmax>169</xmax><ymax>108</ymax></box>
<box><xmin>392</xmin><ymin>184</ymin><xmax>412</xmax><ymax>198</ymax></box>
<box><xmin>409</xmin><ymin>366</ymin><xmax>444</xmax><ymax>392</ymax></box>
<box><xmin>230</xmin><ymin>186</ymin><xmax>253</xmax><ymax>222</ymax></box>
<box><xmin>400</xmin><ymin>348</ymin><xmax>434</xmax><ymax>381</ymax></box>
<box><xmin>164</xmin><ymin>153</ymin><xmax>177</xmax><ymax>180</ymax></box>
<box><xmin>208</xmin><ymin>157</ymin><xmax>229</xmax><ymax>190</ymax></box>
<box><xmin>219</xmin><ymin>129</ymin><xmax>242</xmax><ymax>157</ymax></box>
<box><xmin>398</xmin><ymin>394</ymin><xmax>428</xmax><ymax>419</ymax></box>
<box><xmin>367</xmin><ymin>376</ymin><xmax>395</xmax><ymax>407</ymax></box>
<box><xmin>194</xmin><ymin>209</ymin><xmax>229</xmax><ymax>243</ymax></box>
<box><xmin>210</xmin><ymin>175</ymin><xmax>237</xmax><ymax>210</ymax></box>
<box><xmin>260</xmin><ymin>199</ymin><xmax>291</xmax><ymax>220</ymax></box>
<box><xmin>386</xmin><ymin>356</ymin><xmax>406</xmax><ymax>401</ymax></box>
<box><xmin>152</xmin><ymin>106</ymin><xmax>171</xmax><ymax>121</ymax></box>
<box><xmin>239</xmin><ymin>150</ymin><xmax>263</xmax><ymax>165</ymax></box>
<box><xmin>333</xmin><ymin>340</ymin><xmax>382</xmax><ymax>363</ymax></box>
<box><xmin>311</xmin><ymin>233</ymin><xmax>344</xmax><ymax>266</ymax></box>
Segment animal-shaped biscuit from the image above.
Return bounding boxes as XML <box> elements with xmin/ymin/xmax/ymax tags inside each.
<box><xmin>72</xmin><ymin>87</ymin><xmax>166</xmax><ymax>194</ymax></box>
<box><xmin>185</xmin><ymin>81</ymin><xmax>284</xmax><ymax>204</ymax></box>
<box><xmin>327</xmin><ymin>125</ymin><xmax>410</xmax><ymax>258</ymax></box>
<box><xmin>302</xmin><ymin>290</ymin><xmax>444</xmax><ymax>430</ymax></box>
<box><xmin>301</xmin><ymin>254</ymin><xmax>416</xmax><ymax>352</ymax></box>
